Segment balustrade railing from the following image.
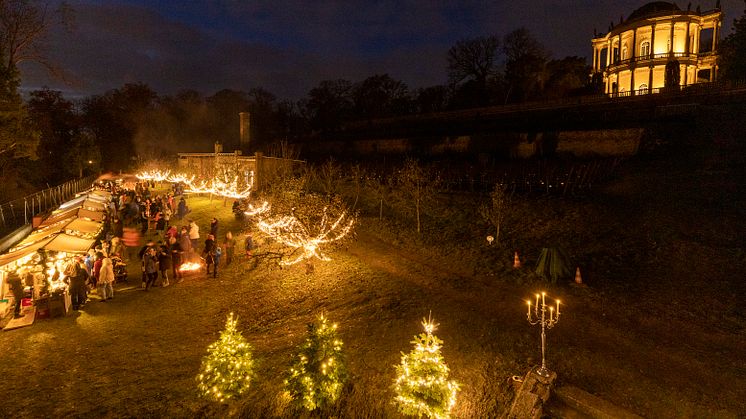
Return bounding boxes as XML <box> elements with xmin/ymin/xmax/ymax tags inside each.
<box><xmin>605</xmin><ymin>51</ymin><xmax>707</xmax><ymax>72</ymax></box>
<box><xmin>0</xmin><ymin>176</ymin><xmax>96</xmax><ymax>235</ymax></box>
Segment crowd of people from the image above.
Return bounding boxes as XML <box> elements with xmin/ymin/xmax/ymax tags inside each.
<box><xmin>68</xmin><ymin>180</ymin><xmax>254</xmax><ymax>310</ymax></box>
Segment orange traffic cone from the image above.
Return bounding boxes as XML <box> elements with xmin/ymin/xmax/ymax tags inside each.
<box><xmin>513</xmin><ymin>251</ymin><xmax>521</xmax><ymax>268</ymax></box>
<box><xmin>574</xmin><ymin>267</ymin><xmax>582</xmax><ymax>284</ymax></box>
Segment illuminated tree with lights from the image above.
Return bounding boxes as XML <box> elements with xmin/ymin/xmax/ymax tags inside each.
<box><xmin>285</xmin><ymin>315</ymin><xmax>347</xmax><ymax>411</ymax></box>
<box><xmin>393</xmin><ymin>316</ymin><xmax>459</xmax><ymax>419</ymax></box>
<box><xmin>256</xmin><ymin>194</ymin><xmax>355</xmax><ymax>268</ymax></box>
<box><xmin>196</xmin><ymin>313</ymin><xmax>255</xmax><ymax>403</ymax></box>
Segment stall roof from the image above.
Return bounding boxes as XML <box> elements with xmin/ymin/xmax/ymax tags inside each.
<box><xmin>0</xmin><ymin>237</ymin><xmax>54</xmax><ymax>268</ymax></box>
<box><xmin>91</xmin><ymin>189</ymin><xmax>111</xmax><ymax>197</ymax></box>
<box><xmin>78</xmin><ymin>208</ymin><xmax>104</xmax><ymax>221</ymax></box>
<box><xmin>82</xmin><ymin>199</ymin><xmax>106</xmax><ymax>211</ymax></box>
<box><xmin>39</xmin><ymin>207</ymin><xmax>80</xmax><ymax>227</ymax></box>
<box><xmin>44</xmin><ymin>234</ymin><xmax>94</xmax><ymax>253</ymax></box>
<box><xmin>11</xmin><ymin>228</ymin><xmax>63</xmax><ymax>252</ymax></box>
<box><xmin>89</xmin><ymin>190</ymin><xmax>111</xmax><ymax>201</ymax></box>
<box><xmin>65</xmin><ymin>218</ymin><xmax>102</xmax><ymax>234</ymax></box>
<box><xmin>58</xmin><ymin>195</ymin><xmax>87</xmax><ymax>211</ymax></box>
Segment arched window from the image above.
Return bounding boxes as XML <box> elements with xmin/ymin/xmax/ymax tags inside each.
<box><xmin>640</xmin><ymin>41</ymin><xmax>651</xmax><ymax>57</ymax></box>
<box><xmin>639</xmin><ymin>83</ymin><xmax>648</xmax><ymax>94</ymax></box>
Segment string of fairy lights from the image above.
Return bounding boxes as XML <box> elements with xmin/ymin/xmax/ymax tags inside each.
<box><xmin>393</xmin><ymin>316</ymin><xmax>459</xmax><ymax>418</ymax></box>
<box><xmin>136</xmin><ymin>168</ymin><xmax>354</xmax><ymax>267</ymax></box>
<box><xmin>197</xmin><ymin>312</ymin><xmax>459</xmax><ymax>416</ymax></box>
<box><xmin>142</xmin><ymin>165</ymin><xmax>565</xmax><ymax>417</ymax></box>
<box><xmin>256</xmin><ymin>208</ymin><xmax>354</xmax><ymax>266</ymax></box>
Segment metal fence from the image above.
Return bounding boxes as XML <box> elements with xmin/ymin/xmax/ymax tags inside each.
<box><xmin>437</xmin><ymin>158</ymin><xmax>623</xmax><ymax>196</ymax></box>
<box><xmin>0</xmin><ymin>176</ymin><xmax>96</xmax><ymax>234</ymax></box>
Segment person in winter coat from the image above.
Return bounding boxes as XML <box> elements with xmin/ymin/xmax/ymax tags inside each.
<box><xmin>188</xmin><ymin>220</ymin><xmax>200</xmax><ymax>251</ymax></box>
<box><xmin>209</xmin><ymin>218</ymin><xmax>219</xmax><ymax>239</ymax></box>
<box><xmin>93</xmin><ymin>252</ymin><xmax>104</xmax><ymax>287</ymax></box>
<box><xmin>212</xmin><ymin>246</ymin><xmax>222</xmax><ymax>278</ymax></box>
<box><xmin>7</xmin><ymin>271</ymin><xmax>24</xmax><ymax>317</ymax></box>
<box><xmin>165</xmin><ymin>225</ymin><xmax>178</xmax><ymax>241</ymax></box>
<box><xmin>84</xmin><ymin>250</ymin><xmax>95</xmax><ymax>277</ymax></box>
<box><xmin>178</xmin><ymin>227</ymin><xmax>192</xmax><ymax>257</ymax></box>
<box><xmin>98</xmin><ymin>257</ymin><xmax>115</xmax><ymax>301</ymax></box>
<box><xmin>177</xmin><ymin>197</ymin><xmax>187</xmax><ymax>220</ymax></box>
<box><xmin>143</xmin><ymin>247</ymin><xmax>159</xmax><ymax>290</ymax></box>
<box><xmin>163</xmin><ymin>206</ymin><xmax>172</xmax><ymax>226</ymax></box>
<box><xmin>157</xmin><ymin>244</ymin><xmax>172</xmax><ymax>287</ymax></box>
<box><xmin>155</xmin><ymin>212</ymin><xmax>166</xmax><ymax>238</ymax></box>
<box><xmin>66</xmin><ymin>258</ymin><xmax>89</xmax><ymax>310</ymax></box>
<box><xmin>203</xmin><ymin>234</ymin><xmax>216</xmax><ymax>276</ymax></box>
<box><xmin>169</xmin><ymin>236</ymin><xmax>183</xmax><ymax>282</ymax></box>
<box><xmin>110</xmin><ymin>237</ymin><xmax>123</xmax><ymax>258</ymax></box>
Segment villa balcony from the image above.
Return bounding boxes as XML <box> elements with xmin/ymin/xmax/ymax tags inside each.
<box><xmin>603</xmin><ymin>51</ymin><xmax>712</xmax><ymax>73</ymax></box>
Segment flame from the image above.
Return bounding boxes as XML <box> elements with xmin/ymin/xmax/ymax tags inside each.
<box><xmin>179</xmin><ymin>262</ymin><xmax>203</xmax><ymax>272</ymax></box>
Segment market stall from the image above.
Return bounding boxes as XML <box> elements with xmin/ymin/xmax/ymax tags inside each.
<box><xmin>64</xmin><ymin>218</ymin><xmax>103</xmax><ymax>239</ymax></box>
<box><xmin>78</xmin><ymin>208</ymin><xmax>104</xmax><ymax>222</ymax></box>
<box><xmin>0</xmin><ymin>238</ymin><xmax>55</xmax><ymax>325</ymax></box>
<box><xmin>58</xmin><ymin>194</ymin><xmax>87</xmax><ymax>211</ymax></box>
<box><xmin>38</xmin><ymin>206</ymin><xmax>80</xmax><ymax>228</ymax></box>
<box><xmin>82</xmin><ymin>199</ymin><xmax>106</xmax><ymax>212</ymax></box>
<box><xmin>0</xmin><ymin>184</ymin><xmax>113</xmax><ymax>326</ymax></box>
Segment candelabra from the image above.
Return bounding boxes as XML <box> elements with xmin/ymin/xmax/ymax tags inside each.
<box><xmin>526</xmin><ymin>292</ymin><xmax>561</xmax><ymax>377</ymax></box>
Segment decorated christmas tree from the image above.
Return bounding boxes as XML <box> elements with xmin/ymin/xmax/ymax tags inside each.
<box><xmin>393</xmin><ymin>316</ymin><xmax>459</xmax><ymax>418</ymax></box>
<box><xmin>196</xmin><ymin>313</ymin><xmax>255</xmax><ymax>403</ymax></box>
<box><xmin>285</xmin><ymin>314</ymin><xmax>347</xmax><ymax>410</ymax></box>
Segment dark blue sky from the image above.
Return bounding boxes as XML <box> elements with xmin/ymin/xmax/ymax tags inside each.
<box><xmin>19</xmin><ymin>0</ymin><xmax>742</xmax><ymax>100</ymax></box>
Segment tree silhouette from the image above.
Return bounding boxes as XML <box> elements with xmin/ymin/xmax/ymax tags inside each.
<box><xmin>447</xmin><ymin>36</ymin><xmax>500</xmax><ymax>106</ymax></box>
<box><xmin>719</xmin><ymin>2</ymin><xmax>746</xmax><ymax>81</ymax></box>
<box><xmin>503</xmin><ymin>28</ymin><xmax>549</xmax><ymax>103</ymax></box>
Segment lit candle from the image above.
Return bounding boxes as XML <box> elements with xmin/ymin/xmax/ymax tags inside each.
<box><xmin>556</xmin><ymin>300</ymin><xmax>560</xmax><ymax>316</ymax></box>
<box><xmin>549</xmin><ymin>307</ymin><xmax>554</xmax><ymax>321</ymax></box>
<box><xmin>527</xmin><ymin>301</ymin><xmax>531</xmax><ymax>316</ymax></box>
<box><xmin>542</xmin><ymin>292</ymin><xmax>546</xmax><ymax>308</ymax></box>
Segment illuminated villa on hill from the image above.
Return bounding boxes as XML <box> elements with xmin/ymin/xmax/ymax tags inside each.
<box><xmin>591</xmin><ymin>1</ymin><xmax>722</xmax><ymax>95</ymax></box>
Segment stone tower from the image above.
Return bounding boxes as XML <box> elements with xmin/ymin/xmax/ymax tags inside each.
<box><xmin>239</xmin><ymin>111</ymin><xmax>251</xmax><ymax>152</ymax></box>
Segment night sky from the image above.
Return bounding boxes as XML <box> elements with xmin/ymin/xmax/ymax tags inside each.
<box><xmin>19</xmin><ymin>0</ymin><xmax>743</xmax><ymax>100</ymax></box>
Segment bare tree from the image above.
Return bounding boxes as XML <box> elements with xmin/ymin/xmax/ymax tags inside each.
<box><xmin>365</xmin><ymin>172</ymin><xmax>390</xmax><ymax>221</ymax></box>
<box><xmin>347</xmin><ymin>163</ymin><xmax>362</xmax><ymax>211</ymax></box>
<box><xmin>0</xmin><ymin>1</ymin><xmax>69</xmax><ymax>160</ymax></box>
<box><xmin>479</xmin><ymin>183</ymin><xmax>513</xmax><ymax>245</ymax></box>
<box><xmin>395</xmin><ymin>159</ymin><xmax>439</xmax><ymax>234</ymax></box>
<box><xmin>316</xmin><ymin>157</ymin><xmax>341</xmax><ymax>198</ymax></box>
<box><xmin>0</xmin><ymin>0</ymin><xmax>72</xmax><ymax>77</ymax></box>
<box><xmin>503</xmin><ymin>28</ymin><xmax>549</xmax><ymax>103</ymax></box>
<box><xmin>447</xmin><ymin>35</ymin><xmax>501</xmax><ymax>87</ymax></box>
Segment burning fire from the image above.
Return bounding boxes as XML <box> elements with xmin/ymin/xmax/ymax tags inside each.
<box><xmin>179</xmin><ymin>262</ymin><xmax>203</xmax><ymax>272</ymax></box>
